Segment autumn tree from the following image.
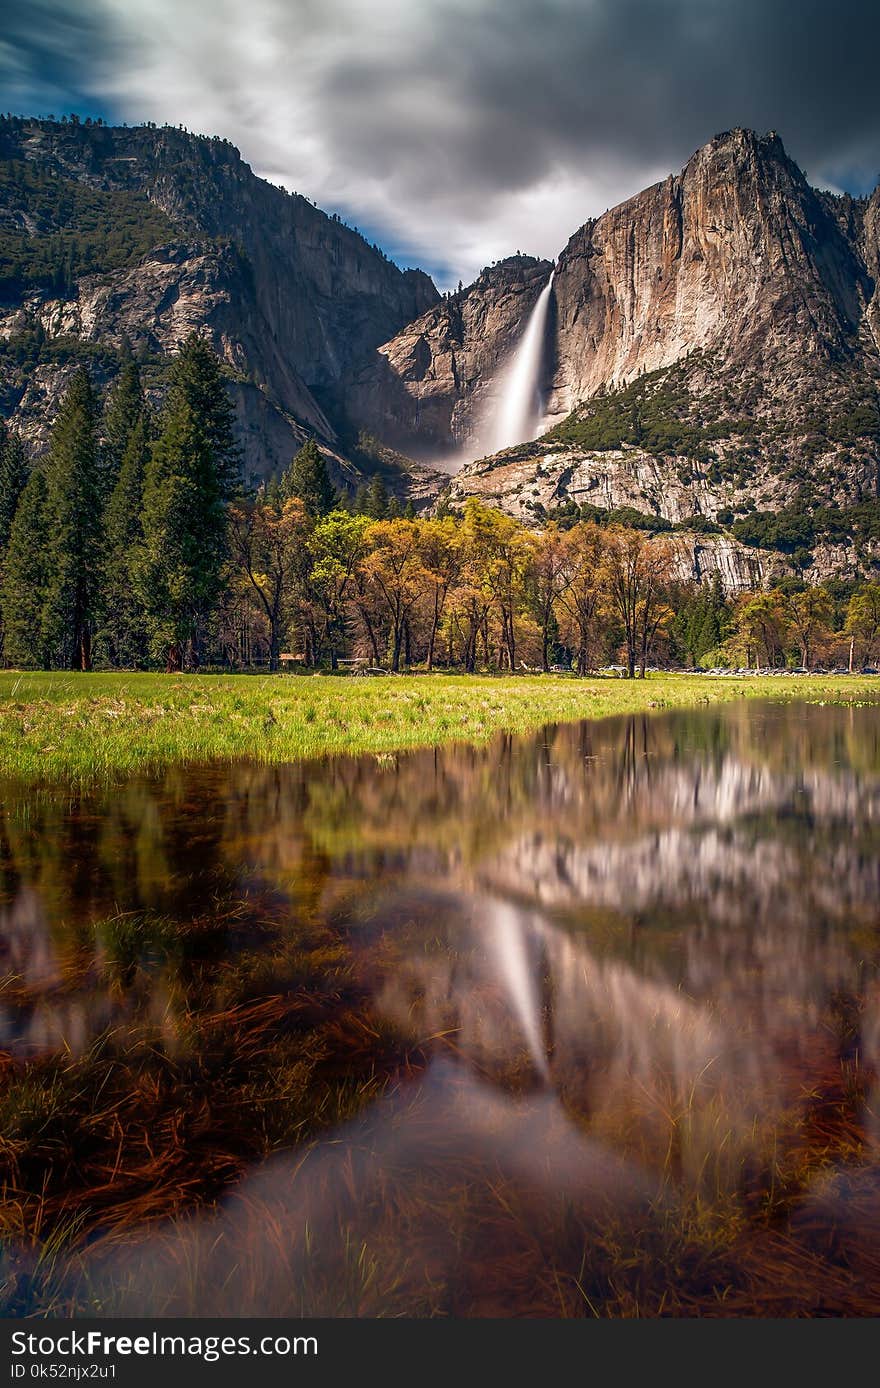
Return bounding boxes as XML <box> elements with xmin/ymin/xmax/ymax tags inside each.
<box><xmin>602</xmin><ymin>527</ymin><xmax>674</xmax><ymax>677</ymax></box>
<box><xmin>360</xmin><ymin>518</ymin><xmax>424</xmax><ymax>671</ymax></box>
<box><xmin>447</xmin><ymin>508</ymin><xmax>496</xmax><ymax>673</ymax></box>
<box><xmin>555</xmin><ymin>522</ymin><xmax>606</xmax><ymax>675</ymax></box>
<box><xmin>229</xmin><ymin>490</ymin><xmax>312</xmax><ymax>670</ymax></box>
<box><xmin>461</xmin><ymin>500</ymin><xmax>526</xmax><ymax>671</ymax></box>
<box><xmin>416</xmin><ymin>516</ymin><xmax>461</xmax><ymax>671</ymax></box>
<box><xmin>780</xmin><ymin>584</ymin><xmax>834</xmax><ymax>669</ymax></box>
<box><xmin>309</xmin><ymin>511</ymin><xmax>370</xmax><ymax>668</ymax></box>
<box><xmin>846</xmin><ymin>584</ymin><xmax>880</xmax><ymax>669</ymax></box>
<box><xmin>731</xmin><ymin>590</ymin><xmax>789</xmax><ymax>669</ymax></box>
<box><xmin>524</xmin><ymin>522</ymin><xmax>572</xmax><ymax>672</ymax></box>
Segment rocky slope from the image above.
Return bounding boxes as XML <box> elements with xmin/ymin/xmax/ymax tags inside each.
<box><xmin>0</xmin><ymin>116</ymin><xmax>438</xmax><ymax>483</ymax></box>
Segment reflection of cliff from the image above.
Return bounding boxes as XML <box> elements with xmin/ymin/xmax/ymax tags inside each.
<box><xmin>212</xmin><ymin>705</ymin><xmax>880</xmax><ymax>873</ymax></box>
<box><xmin>482</xmin><ymin>823</ymin><xmax>880</xmax><ymax>927</ymax></box>
<box><xmin>1</xmin><ymin>703</ymin><xmax>879</xmax><ymax>1317</ymax></box>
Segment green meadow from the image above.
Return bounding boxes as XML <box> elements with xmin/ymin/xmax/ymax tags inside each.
<box><xmin>0</xmin><ymin>669</ymin><xmax>878</xmax><ymax>783</ymax></box>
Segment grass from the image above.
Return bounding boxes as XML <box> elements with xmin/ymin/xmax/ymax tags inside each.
<box><xmin>0</xmin><ymin>670</ymin><xmax>878</xmax><ymax>784</ymax></box>
<box><xmin>0</xmin><ymin>904</ymin><xmax>423</xmax><ymax>1315</ymax></box>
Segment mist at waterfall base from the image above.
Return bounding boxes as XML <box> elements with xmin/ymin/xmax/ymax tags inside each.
<box><xmin>432</xmin><ymin>269</ymin><xmax>555</xmax><ymax>474</ymax></box>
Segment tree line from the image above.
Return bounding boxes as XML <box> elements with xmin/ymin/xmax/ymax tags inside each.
<box><xmin>1</xmin><ymin>334</ymin><xmax>878</xmax><ymax>677</ymax></box>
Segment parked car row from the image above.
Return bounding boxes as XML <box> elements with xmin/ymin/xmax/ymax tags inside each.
<box><xmin>702</xmin><ymin>667</ymin><xmax>878</xmax><ymax>676</ymax></box>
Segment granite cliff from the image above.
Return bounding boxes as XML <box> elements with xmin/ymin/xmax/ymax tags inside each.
<box><xmin>0</xmin><ymin>116</ymin><xmax>438</xmax><ymax>484</ymax></box>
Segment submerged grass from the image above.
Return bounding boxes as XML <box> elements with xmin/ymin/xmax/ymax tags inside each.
<box><xmin>0</xmin><ymin>670</ymin><xmax>878</xmax><ymax>784</ymax></box>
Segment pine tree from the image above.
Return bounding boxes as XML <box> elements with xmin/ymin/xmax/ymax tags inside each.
<box><xmin>101</xmin><ymin>339</ymin><xmax>144</xmax><ymax>499</ymax></box>
<box><xmin>282</xmin><ymin>439</ymin><xmax>336</xmax><ymax>517</ymax></box>
<box><xmin>135</xmin><ymin>333</ymin><xmax>239</xmax><ymax>671</ymax></box>
<box><xmin>1</xmin><ymin>469</ymin><xmax>50</xmax><ymax>668</ymax></box>
<box><xmin>42</xmin><ymin>369</ymin><xmax>102</xmax><ymax>669</ymax></box>
<box><xmin>364</xmin><ymin>473</ymin><xmax>389</xmax><ymax>519</ymax></box>
<box><xmin>0</xmin><ymin>420</ymin><xmax>29</xmax><ymax>554</ymax></box>
<box><xmin>100</xmin><ymin>351</ymin><xmax>151</xmax><ymax>666</ymax></box>
<box><xmin>102</xmin><ymin>413</ymin><xmax>151</xmax><ymax>667</ymax></box>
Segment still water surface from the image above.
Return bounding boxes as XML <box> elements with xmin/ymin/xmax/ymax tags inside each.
<box><xmin>2</xmin><ymin>701</ymin><xmax>879</xmax><ymax>1314</ymax></box>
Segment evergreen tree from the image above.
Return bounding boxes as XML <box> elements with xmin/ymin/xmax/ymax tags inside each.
<box><xmin>100</xmin><ymin>349</ymin><xmax>151</xmax><ymax>665</ymax></box>
<box><xmin>101</xmin><ymin>339</ymin><xmax>144</xmax><ymax>499</ymax></box>
<box><xmin>364</xmin><ymin>473</ymin><xmax>389</xmax><ymax>519</ymax></box>
<box><xmin>135</xmin><ymin>333</ymin><xmax>239</xmax><ymax>671</ymax></box>
<box><xmin>282</xmin><ymin>439</ymin><xmax>336</xmax><ymax>517</ymax></box>
<box><xmin>102</xmin><ymin>411</ymin><xmax>151</xmax><ymax>666</ymax></box>
<box><xmin>42</xmin><ymin>369</ymin><xmax>102</xmax><ymax>669</ymax></box>
<box><xmin>1</xmin><ymin>469</ymin><xmax>50</xmax><ymax>668</ymax></box>
<box><xmin>0</xmin><ymin>420</ymin><xmax>29</xmax><ymax>554</ymax></box>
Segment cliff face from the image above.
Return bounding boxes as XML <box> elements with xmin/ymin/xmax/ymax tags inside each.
<box><xmin>3</xmin><ymin>118</ymin><xmax>880</xmax><ymax>574</ymax></box>
<box><xmin>352</xmin><ymin>130</ymin><xmax>880</xmax><ymax>478</ymax></box>
<box><xmin>546</xmin><ymin>130</ymin><xmax>876</xmax><ymax>414</ymax></box>
<box><xmin>0</xmin><ymin>117</ymin><xmax>438</xmax><ymax>481</ymax></box>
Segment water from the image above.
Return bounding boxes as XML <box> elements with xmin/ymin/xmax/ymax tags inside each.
<box><xmin>484</xmin><ymin>270</ymin><xmax>554</xmax><ymax>454</ymax></box>
<box><xmin>1</xmin><ymin>701</ymin><xmax>880</xmax><ymax>1316</ymax></box>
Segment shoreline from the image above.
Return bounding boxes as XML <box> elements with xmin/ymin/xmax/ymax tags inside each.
<box><xmin>1</xmin><ymin>670</ymin><xmax>878</xmax><ymax>785</ymax></box>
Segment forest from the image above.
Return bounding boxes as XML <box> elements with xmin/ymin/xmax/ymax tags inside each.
<box><xmin>1</xmin><ymin>333</ymin><xmax>878</xmax><ymax>679</ymax></box>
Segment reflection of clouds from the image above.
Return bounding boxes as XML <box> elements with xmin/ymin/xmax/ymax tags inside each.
<box><xmin>63</xmin><ymin>1062</ymin><xmax>649</xmax><ymax>1317</ymax></box>
<box><xmin>0</xmin><ymin>888</ymin><xmax>61</xmax><ymax>990</ymax></box>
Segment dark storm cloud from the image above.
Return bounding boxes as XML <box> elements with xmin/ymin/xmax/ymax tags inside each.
<box><xmin>0</xmin><ymin>0</ymin><xmax>116</xmax><ymax>117</ymax></box>
<box><xmin>2</xmin><ymin>0</ymin><xmax>879</xmax><ymax>284</ymax></box>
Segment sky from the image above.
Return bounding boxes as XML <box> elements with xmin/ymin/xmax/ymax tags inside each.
<box><xmin>2</xmin><ymin>0</ymin><xmax>880</xmax><ymax>288</ymax></box>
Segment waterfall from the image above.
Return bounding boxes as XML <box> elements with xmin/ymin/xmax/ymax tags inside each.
<box><xmin>488</xmin><ymin>901</ymin><xmax>550</xmax><ymax>1080</ymax></box>
<box><xmin>485</xmin><ymin>270</ymin><xmax>554</xmax><ymax>454</ymax></box>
